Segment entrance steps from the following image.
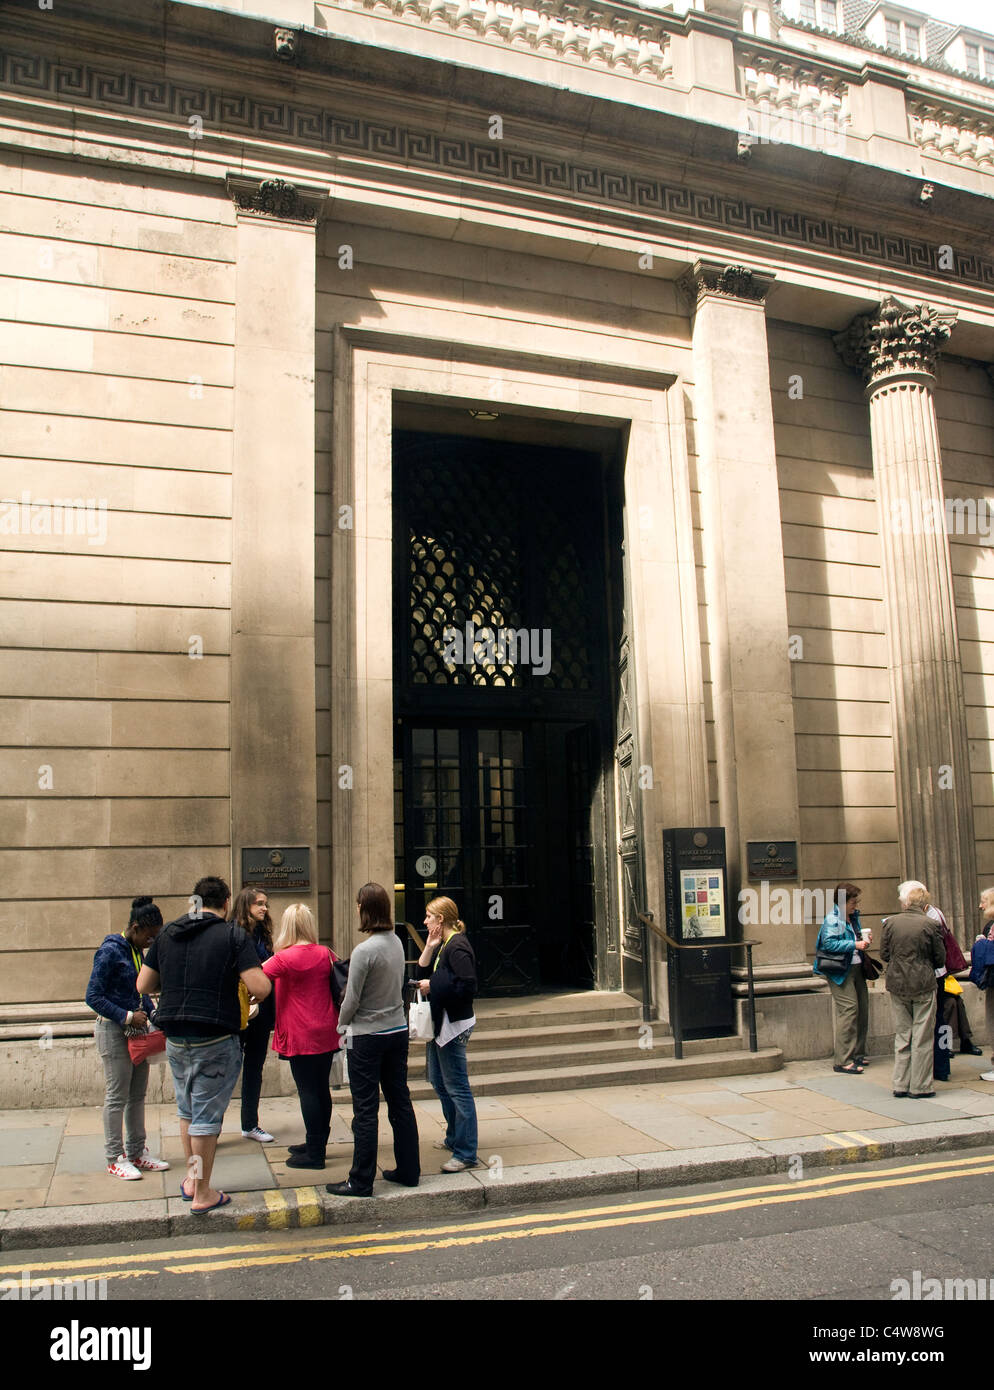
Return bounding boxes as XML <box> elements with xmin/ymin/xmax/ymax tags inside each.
<box><xmin>407</xmin><ymin>990</ymin><xmax>783</xmax><ymax>1097</ymax></box>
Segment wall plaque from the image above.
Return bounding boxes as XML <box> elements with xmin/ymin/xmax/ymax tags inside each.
<box><xmin>746</xmin><ymin>841</ymin><xmax>798</xmax><ymax>881</ymax></box>
<box><xmin>241</xmin><ymin>847</ymin><xmax>311</xmax><ymax>891</ymax></box>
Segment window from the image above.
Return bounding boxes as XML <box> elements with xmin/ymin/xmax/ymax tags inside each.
<box><xmin>966</xmin><ymin>42</ymin><xmax>981</xmax><ymax>76</ymax></box>
<box><xmin>984</xmin><ymin>47</ymin><xmax>994</xmax><ymax>77</ymax></box>
<box><xmin>885</xmin><ymin>18</ymin><xmax>901</xmax><ymax>50</ymax></box>
<box><xmin>799</xmin><ymin>0</ymin><xmax>838</xmax><ymax>28</ymax></box>
<box><xmin>905</xmin><ymin>23</ymin><xmax>920</xmax><ymax>57</ymax></box>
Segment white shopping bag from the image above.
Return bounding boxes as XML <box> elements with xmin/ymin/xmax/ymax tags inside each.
<box><xmin>408</xmin><ymin>997</ymin><xmax>434</xmax><ymax>1043</ymax></box>
<box><xmin>330</xmin><ymin>1046</ymin><xmax>349</xmax><ymax>1089</ymax></box>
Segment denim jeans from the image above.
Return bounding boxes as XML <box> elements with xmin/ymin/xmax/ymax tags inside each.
<box><xmin>95</xmin><ymin>1016</ymin><xmax>149</xmax><ymax>1164</ymax></box>
<box><xmin>346</xmin><ymin>1031</ymin><xmax>420</xmax><ymax>1192</ymax></box>
<box><xmin>166</xmin><ymin>1034</ymin><xmax>242</xmax><ymax>1136</ymax></box>
<box><xmin>426</xmin><ymin>1027</ymin><xmax>477</xmax><ymax>1164</ymax></box>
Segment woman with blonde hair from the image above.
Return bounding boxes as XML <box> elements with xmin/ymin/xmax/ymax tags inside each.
<box><xmin>261</xmin><ymin>903</ymin><xmax>340</xmax><ymax>1169</ymax></box>
<box><xmin>415</xmin><ymin>896</ymin><xmax>479</xmax><ymax>1172</ymax></box>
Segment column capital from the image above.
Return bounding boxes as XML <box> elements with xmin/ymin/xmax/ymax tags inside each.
<box><xmin>225</xmin><ymin>174</ymin><xmax>328</xmax><ymax>224</ymax></box>
<box><xmin>834</xmin><ymin>296</ymin><xmax>957</xmax><ymax>389</ymax></box>
<box><xmin>677</xmin><ymin>259</ymin><xmax>776</xmax><ymax>311</ymax></box>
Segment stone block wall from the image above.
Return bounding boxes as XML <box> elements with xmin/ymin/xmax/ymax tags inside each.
<box><xmin>769</xmin><ymin>320</ymin><xmax>898</xmax><ymax>952</ymax></box>
<box><xmin>0</xmin><ymin>153</ymin><xmax>235</xmax><ymax>1005</ymax></box>
<box><xmin>935</xmin><ymin>358</ymin><xmax>994</xmax><ymax>913</ymax></box>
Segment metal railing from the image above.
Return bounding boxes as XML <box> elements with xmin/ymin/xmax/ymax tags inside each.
<box><xmin>637</xmin><ymin>911</ymin><xmax>760</xmax><ymax>1060</ymax></box>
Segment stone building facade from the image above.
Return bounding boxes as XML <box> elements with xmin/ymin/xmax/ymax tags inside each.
<box><xmin>1</xmin><ymin>0</ymin><xmax>993</xmax><ymax>1066</ymax></box>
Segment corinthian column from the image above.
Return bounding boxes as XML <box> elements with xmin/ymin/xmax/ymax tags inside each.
<box><xmin>835</xmin><ymin>297</ymin><xmax>977</xmax><ymax>939</ymax></box>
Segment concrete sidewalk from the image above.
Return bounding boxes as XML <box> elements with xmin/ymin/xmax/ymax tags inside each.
<box><xmin>3</xmin><ymin>1055</ymin><xmax>994</xmax><ymax>1250</ymax></box>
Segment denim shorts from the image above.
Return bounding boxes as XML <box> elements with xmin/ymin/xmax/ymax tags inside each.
<box><xmin>166</xmin><ymin>1034</ymin><xmax>242</xmax><ymax>1137</ymax></box>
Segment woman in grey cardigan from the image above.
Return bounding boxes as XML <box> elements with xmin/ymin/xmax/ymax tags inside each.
<box><xmin>325</xmin><ymin>883</ymin><xmax>420</xmax><ymax>1197</ymax></box>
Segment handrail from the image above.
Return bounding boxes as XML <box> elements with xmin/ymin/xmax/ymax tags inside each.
<box><xmin>636</xmin><ymin>912</ymin><xmax>761</xmax><ymax>952</ymax></box>
<box><xmin>637</xmin><ymin>910</ymin><xmax>759</xmax><ymax>1058</ymax></box>
<box><xmin>400</xmin><ymin>919</ymin><xmax>425</xmax><ymax>952</ymax></box>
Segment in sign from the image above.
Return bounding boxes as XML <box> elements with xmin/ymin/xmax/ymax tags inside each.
<box><xmin>416</xmin><ymin>855</ymin><xmax>436</xmax><ymax>879</ymax></box>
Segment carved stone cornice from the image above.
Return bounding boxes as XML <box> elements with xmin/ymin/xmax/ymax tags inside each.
<box><xmin>834</xmin><ymin>296</ymin><xmax>958</xmax><ymax>387</ymax></box>
<box><xmin>225</xmin><ymin>174</ymin><xmax>327</xmax><ymax>223</ymax></box>
<box><xmin>678</xmin><ymin>259</ymin><xmax>776</xmax><ymax>309</ymax></box>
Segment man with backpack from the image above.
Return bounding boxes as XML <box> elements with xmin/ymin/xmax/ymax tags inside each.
<box><xmin>137</xmin><ymin>876</ymin><xmax>271</xmax><ymax>1213</ymax></box>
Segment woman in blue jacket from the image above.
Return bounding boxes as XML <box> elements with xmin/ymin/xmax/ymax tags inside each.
<box><xmin>85</xmin><ymin>896</ymin><xmax>170</xmax><ymax>1180</ymax></box>
<box><xmin>814</xmin><ymin>881</ymin><xmax>870</xmax><ymax>1075</ymax></box>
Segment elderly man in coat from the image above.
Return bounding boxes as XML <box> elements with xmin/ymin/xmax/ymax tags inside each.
<box><xmin>882</xmin><ymin>881</ymin><xmax>946</xmax><ymax>1099</ymax></box>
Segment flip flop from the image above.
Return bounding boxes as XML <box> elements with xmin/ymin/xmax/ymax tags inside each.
<box><xmin>191</xmin><ymin>1191</ymin><xmax>231</xmax><ymax>1213</ymax></box>
<box><xmin>833</xmin><ymin>1063</ymin><xmax>863</xmax><ymax>1075</ymax></box>
<box><xmin>180</xmin><ymin>1179</ymin><xmax>194</xmax><ymax>1201</ymax></box>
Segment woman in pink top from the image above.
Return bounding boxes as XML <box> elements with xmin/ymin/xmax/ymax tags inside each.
<box><xmin>261</xmin><ymin>904</ymin><xmax>340</xmax><ymax>1170</ymax></box>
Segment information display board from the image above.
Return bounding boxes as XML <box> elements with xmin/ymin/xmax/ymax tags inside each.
<box><xmin>662</xmin><ymin>827</ymin><xmax>735</xmax><ymax>1039</ymax></box>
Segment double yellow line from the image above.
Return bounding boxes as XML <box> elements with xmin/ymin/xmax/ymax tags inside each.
<box><xmin>4</xmin><ymin>1149</ymin><xmax>993</xmax><ymax>1285</ymax></box>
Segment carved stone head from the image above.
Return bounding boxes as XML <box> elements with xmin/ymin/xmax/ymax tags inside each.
<box><xmin>274</xmin><ymin>27</ymin><xmax>297</xmax><ymax>61</ymax></box>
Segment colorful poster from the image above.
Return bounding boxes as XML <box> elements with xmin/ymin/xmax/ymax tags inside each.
<box><xmin>680</xmin><ymin>869</ymin><xmax>725</xmax><ymax>939</ymax></box>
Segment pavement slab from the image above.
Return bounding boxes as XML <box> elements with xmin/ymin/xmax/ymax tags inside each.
<box><xmin>0</xmin><ymin>1128</ymin><xmax>62</xmax><ymax>1166</ymax></box>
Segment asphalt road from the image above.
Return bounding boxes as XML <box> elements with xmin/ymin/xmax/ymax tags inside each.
<box><xmin>5</xmin><ymin>1148</ymin><xmax>994</xmax><ymax>1307</ymax></box>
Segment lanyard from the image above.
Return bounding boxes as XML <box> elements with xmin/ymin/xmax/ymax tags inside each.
<box><xmin>432</xmin><ymin>932</ymin><xmax>456</xmax><ymax>972</ymax></box>
<box><xmin>121</xmin><ymin>932</ymin><xmax>142</xmax><ymax>977</ymax></box>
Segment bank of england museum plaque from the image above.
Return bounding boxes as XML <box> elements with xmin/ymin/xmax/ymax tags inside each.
<box><xmin>241</xmin><ymin>847</ymin><xmax>311</xmax><ymax>891</ymax></box>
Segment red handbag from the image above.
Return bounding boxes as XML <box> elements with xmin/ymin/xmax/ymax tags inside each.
<box><xmin>127</xmin><ymin>1026</ymin><xmax>167</xmax><ymax>1064</ymax></box>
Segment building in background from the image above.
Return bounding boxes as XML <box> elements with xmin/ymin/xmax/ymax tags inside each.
<box><xmin>1</xmin><ymin>0</ymin><xmax>992</xmax><ymax>1088</ymax></box>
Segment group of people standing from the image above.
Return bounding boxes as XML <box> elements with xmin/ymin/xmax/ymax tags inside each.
<box><xmin>85</xmin><ymin>878</ymin><xmax>481</xmax><ymax>1209</ymax></box>
<box><xmin>815</xmin><ymin>879</ymin><xmax>994</xmax><ymax>1099</ymax></box>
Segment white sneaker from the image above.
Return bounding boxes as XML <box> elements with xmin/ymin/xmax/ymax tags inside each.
<box><xmin>242</xmin><ymin>1126</ymin><xmax>275</xmax><ymax>1143</ymax></box>
<box><xmin>980</xmin><ymin>1071</ymin><xmax>994</xmax><ymax>1082</ymax></box>
<box><xmin>131</xmin><ymin>1149</ymin><xmax>170</xmax><ymax>1172</ymax></box>
<box><xmin>107</xmin><ymin>1157</ymin><xmax>142</xmax><ymax>1180</ymax></box>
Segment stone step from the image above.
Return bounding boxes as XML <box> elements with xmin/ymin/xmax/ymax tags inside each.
<box><xmin>470</xmin><ymin>991</ymin><xmax>643</xmax><ymax>1032</ymax></box>
<box><xmin>471</xmin><ymin>1020</ymin><xmax>641</xmax><ymax>1050</ymax></box>
<box><xmin>427</xmin><ymin>1034</ymin><xmax>744</xmax><ymax>1075</ymax></box>
<box><xmin>469</xmin><ymin>1020</ymin><xmax>741</xmax><ymax>1053</ymax></box>
<box><xmin>405</xmin><ymin>1047</ymin><xmax>783</xmax><ymax>1097</ymax></box>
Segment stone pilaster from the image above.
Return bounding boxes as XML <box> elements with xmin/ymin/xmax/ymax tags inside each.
<box><xmin>681</xmin><ymin>260</ymin><xmax>809</xmax><ymax>979</ymax></box>
<box><xmin>227</xmin><ymin>174</ymin><xmax>327</xmax><ymax>925</ymax></box>
<box><xmin>835</xmin><ymin>296</ymin><xmax>977</xmax><ymax>939</ymax></box>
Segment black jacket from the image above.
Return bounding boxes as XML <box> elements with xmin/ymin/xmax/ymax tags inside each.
<box><xmin>145</xmin><ymin>912</ymin><xmax>258</xmax><ymax>1037</ymax></box>
<box><xmin>418</xmin><ymin>933</ymin><xmax>477</xmax><ymax>1039</ymax></box>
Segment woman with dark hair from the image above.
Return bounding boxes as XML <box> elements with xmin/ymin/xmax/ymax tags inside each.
<box><xmin>813</xmin><ymin>881</ymin><xmax>870</xmax><ymax>1075</ymax></box>
<box><xmin>325</xmin><ymin>883</ymin><xmax>420</xmax><ymax>1198</ymax></box>
<box><xmin>231</xmin><ymin>887</ymin><xmax>277</xmax><ymax>1143</ymax></box>
<box><xmin>85</xmin><ymin>896</ymin><xmax>171</xmax><ymax>1180</ymax></box>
